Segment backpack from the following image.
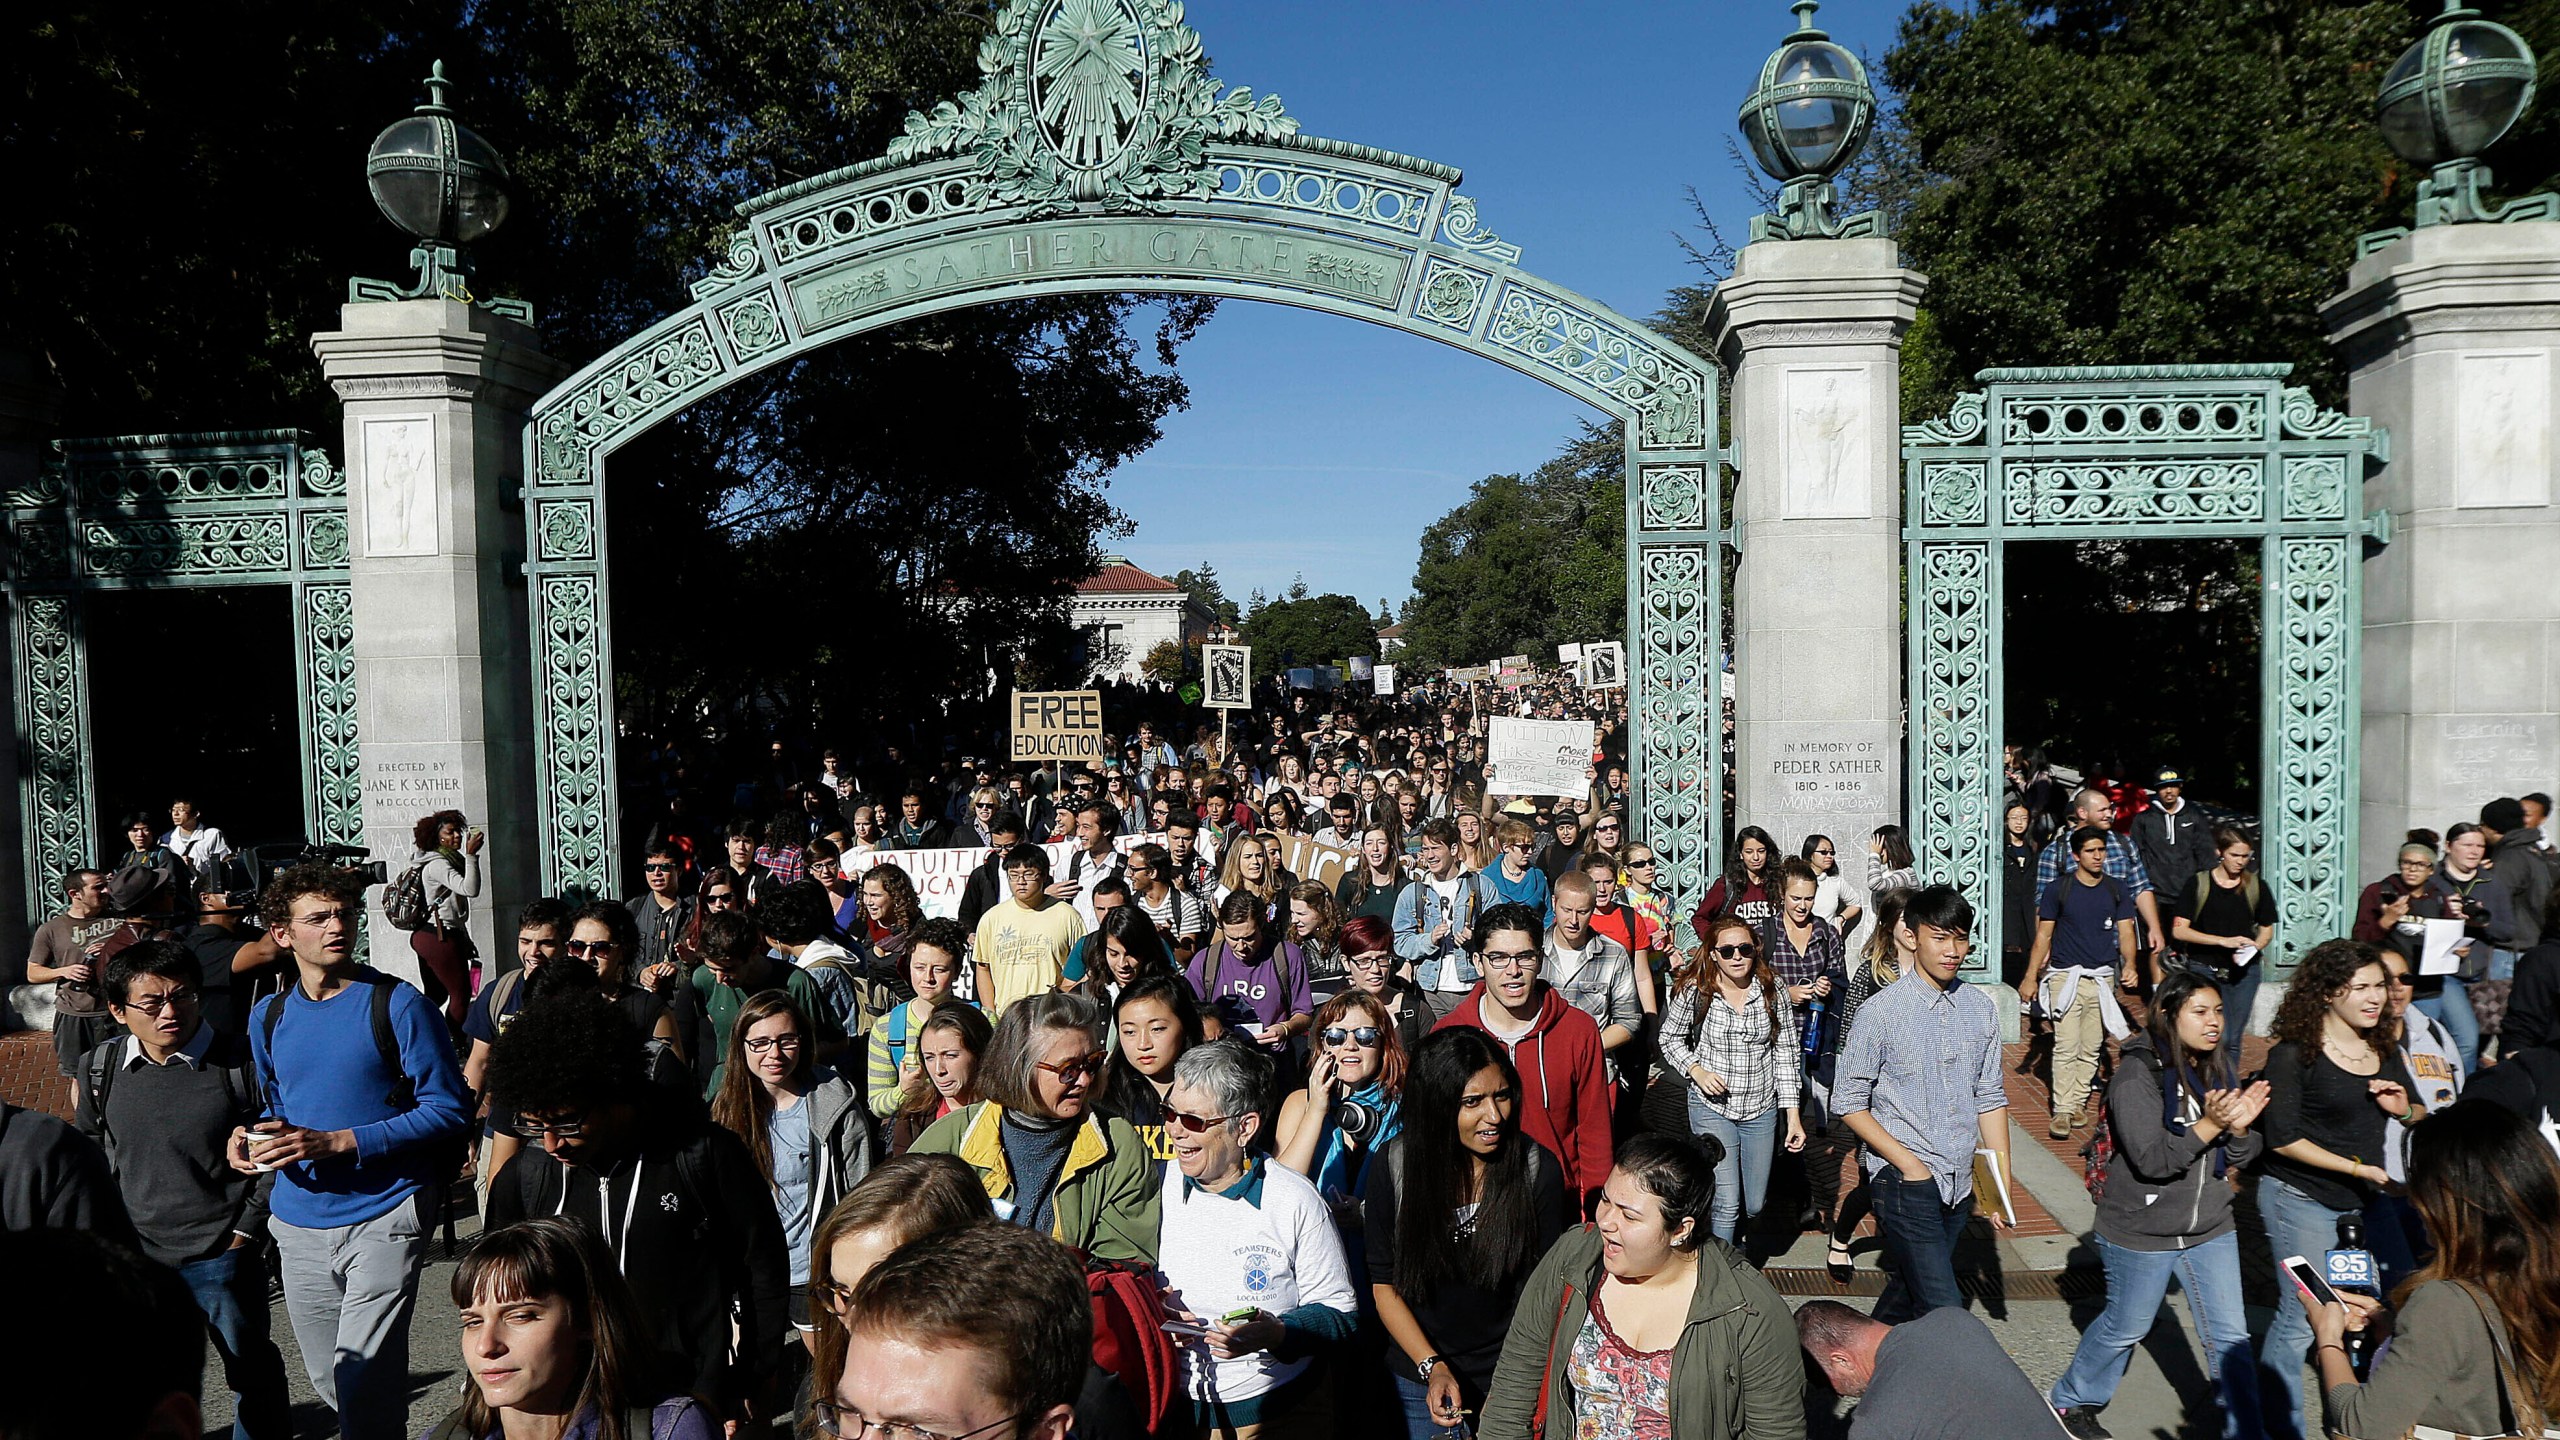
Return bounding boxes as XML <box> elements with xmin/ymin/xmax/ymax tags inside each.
<box><xmin>1081</xmin><ymin>1254</ymin><xmax>1181</xmax><ymax>1433</ymax></box>
<box><xmin>257</xmin><ymin>971</ymin><xmax>467</xmax><ymax>1178</ymax></box>
<box><xmin>381</xmin><ymin>857</ymin><xmax>433</xmax><ymax>931</ymax></box>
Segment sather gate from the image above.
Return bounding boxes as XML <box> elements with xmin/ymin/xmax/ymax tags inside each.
<box><xmin>523</xmin><ymin>0</ymin><xmax>1726</xmax><ymax>906</ymax></box>
<box><xmin>1903</xmin><ymin>366</ymin><xmax>2387</xmax><ymax>978</ymax></box>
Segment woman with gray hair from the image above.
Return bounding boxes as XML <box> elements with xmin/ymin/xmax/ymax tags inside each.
<box><xmin>909</xmin><ymin>990</ymin><xmax>1162</xmax><ymax>1263</ymax></box>
<box><xmin>1158</xmin><ymin>1038</ymin><xmax>1360</xmax><ymax>1439</ymax></box>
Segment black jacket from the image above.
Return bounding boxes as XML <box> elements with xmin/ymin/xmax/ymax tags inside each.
<box><xmin>2488</xmin><ymin>831</ymin><xmax>2557</xmax><ymax>950</ymax></box>
<box><xmin>2507</xmin><ymin>942</ymin><xmax>2560</xmax><ymax>1054</ymax></box>
<box><xmin>487</xmin><ymin>1097</ymin><xmax>787</xmax><ymax>1409</ymax></box>
<box><xmin>956</xmin><ymin>852</ymin><xmax>1010</xmax><ymax>934</ymax></box>
<box><xmin>2129</xmin><ymin>803</ymin><xmax>2217</xmax><ymax>914</ymax></box>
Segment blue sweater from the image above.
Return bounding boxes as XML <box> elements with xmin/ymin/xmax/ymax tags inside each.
<box><xmin>251</xmin><ymin>970</ymin><xmax>470</xmax><ymax>1228</ymax></box>
<box><xmin>1483</xmin><ymin>862</ymin><xmax>1554</xmax><ymax>926</ymax></box>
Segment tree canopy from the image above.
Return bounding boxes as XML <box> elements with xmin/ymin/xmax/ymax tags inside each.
<box><xmin>6</xmin><ymin>0</ymin><xmax>1209</xmax><ymax>756</ymax></box>
<box><xmin>1399</xmin><ymin>423</ymin><xmax>1626</xmax><ymax>669</ymax></box>
<box><xmin>1239</xmin><ymin>589</ymin><xmax>1377</xmax><ymax>680</ymax></box>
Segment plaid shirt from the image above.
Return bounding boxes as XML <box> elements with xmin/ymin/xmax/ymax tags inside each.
<box><xmin>752</xmin><ymin>844</ymin><xmax>807</xmax><ymax>885</ymax></box>
<box><xmin>1659</xmin><ymin>979</ymin><xmax>1803</xmax><ymax>1122</ymax></box>
<box><xmin>1754</xmin><ymin>915</ymin><xmax>1846</xmax><ymax>1051</ymax></box>
<box><xmin>2034</xmin><ymin>830</ymin><xmax>2154</xmax><ymax>897</ymax></box>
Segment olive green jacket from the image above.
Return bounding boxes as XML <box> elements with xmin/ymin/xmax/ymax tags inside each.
<box><xmin>910</xmin><ymin>1100</ymin><xmax>1160</xmax><ymax>1264</ymax></box>
<box><xmin>1480</xmin><ymin>1226</ymin><xmax>1803</xmax><ymax>1440</ymax></box>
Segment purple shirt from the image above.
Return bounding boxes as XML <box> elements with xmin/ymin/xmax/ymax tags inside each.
<box><xmin>1186</xmin><ymin>937</ymin><xmax>1315</xmax><ymax>1033</ymax></box>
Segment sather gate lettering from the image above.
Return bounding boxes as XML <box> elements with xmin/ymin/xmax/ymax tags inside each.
<box><xmin>526</xmin><ymin>0</ymin><xmax>1725</xmax><ymax>907</ymax></box>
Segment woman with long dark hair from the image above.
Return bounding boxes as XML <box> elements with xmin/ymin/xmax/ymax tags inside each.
<box><xmin>2302</xmin><ymin>1100</ymin><xmax>2560</xmax><ymax>1436</ymax></box>
<box><xmin>1288</xmin><ymin>880</ymin><xmax>1350</xmax><ymax>1002</ymax></box>
<box><xmin>1802</xmin><ymin>832</ymin><xmax>1863</xmax><ymax>948</ymax></box>
<box><xmin>1097</xmin><ymin>969</ymin><xmax>1204</xmax><ymax>1179</ymax></box>
<box><xmin>1084</xmin><ymin>902</ymin><xmax>1176</xmax><ymax>1005</ymax></box>
<box><xmin>426</xmin><ymin>1217</ymin><xmax>716</xmax><ymax>1440</ymax></box>
<box><xmin>1867</xmin><ymin>824</ymin><xmax>1920</xmax><ymax>894</ymax></box>
<box><xmin>410</xmin><ymin>808</ymin><xmax>483</xmax><ymax>1028</ymax></box>
<box><xmin>705</xmin><ymin>992</ymin><xmax>872</xmax><ymax>1340</ymax></box>
<box><xmin>1692</xmin><ymin>825</ymin><xmax>1779</xmax><ymax>941</ymax></box>
<box><xmin>2048</xmin><ymin>970</ymin><xmax>2268</xmax><ymax>1439</ymax></box>
<box><xmin>1338</xmin><ymin>823</ymin><xmax>1410</xmax><ymax>925</ymax></box>
<box><xmin>1362</xmin><ymin>1028</ymin><xmax>1568</xmax><ymax>1439</ymax></box>
<box><xmin>2000</xmin><ymin>801</ymin><xmax>2038</xmax><ymax>989</ymax></box>
<box><xmin>2258</xmin><ymin>938</ymin><xmax>2425</xmax><ymax>1440</ymax></box>
<box><xmin>1480</xmin><ymin>1132</ymin><xmax>1801</xmax><ymax>1440</ymax></box>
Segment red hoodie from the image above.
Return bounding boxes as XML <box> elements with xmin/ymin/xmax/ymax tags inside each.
<box><xmin>1434</xmin><ymin>985</ymin><xmax>1613</xmax><ymax>1202</ymax></box>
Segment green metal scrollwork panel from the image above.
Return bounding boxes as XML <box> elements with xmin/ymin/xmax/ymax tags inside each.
<box><xmin>524</xmin><ymin>0</ymin><xmax>1723</xmax><ymax>900</ymax></box>
<box><xmin>6</xmin><ymin>431</ymin><xmax>352</xmax><ymax>917</ymax></box>
<box><xmin>2264</xmin><ymin>536</ymin><xmax>2358</xmax><ymax>967</ymax></box>
<box><xmin>300</xmin><ymin>583</ymin><xmax>363</xmax><ymax>847</ymax></box>
<box><xmin>1907</xmin><ymin>541</ymin><xmax>2001</xmax><ymax>973</ymax></box>
<box><xmin>15</xmin><ymin>594</ymin><xmax>91</xmax><ymax>906</ymax></box>
<box><xmin>1904</xmin><ymin>367</ymin><xmax>2377</xmax><ymax>984</ymax></box>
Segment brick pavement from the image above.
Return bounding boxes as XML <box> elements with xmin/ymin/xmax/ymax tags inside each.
<box><xmin>0</xmin><ymin>1028</ymin><xmax>69</xmax><ymax>1117</ymax></box>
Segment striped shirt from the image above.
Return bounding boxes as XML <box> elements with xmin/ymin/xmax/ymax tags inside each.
<box><xmin>1659</xmin><ymin>980</ymin><xmax>1803</xmax><ymax>1122</ymax></box>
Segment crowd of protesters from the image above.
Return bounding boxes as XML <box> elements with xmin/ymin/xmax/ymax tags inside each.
<box><xmin>9</xmin><ymin>678</ymin><xmax>2560</xmax><ymax>1440</ymax></box>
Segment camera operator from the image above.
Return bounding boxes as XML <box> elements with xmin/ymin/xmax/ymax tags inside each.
<box><xmin>183</xmin><ymin>880</ymin><xmax>280</xmax><ymax>1038</ymax></box>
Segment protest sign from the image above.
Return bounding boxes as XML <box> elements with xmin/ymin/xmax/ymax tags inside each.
<box><xmin>1374</xmin><ymin>663</ymin><xmax>1396</xmax><ymax>696</ymax></box>
<box><xmin>1203</xmin><ymin>644</ymin><xmax>1252</xmax><ymax>709</ymax></box>
<box><xmin>1272</xmin><ymin>833</ymin><xmax>1360</xmax><ymax>893</ymax></box>
<box><xmin>1582</xmin><ymin>641</ymin><xmax>1625</xmax><ymax>690</ymax></box>
<box><xmin>854</xmin><ymin>832</ymin><xmax>1160</xmax><ymax>921</ymax></box>
<box><xmin>1011</xmin><ymin>690</ymin><xmax>1105</xmax><ymax>762</ymax></box>
<box><xmin>1484</xmin><ymin>716</ymin><xmax>1596</xmax><ymax>797</ymax></box>
<box><xmin>1558</xmin><ymin>643</ymin><xmax>1583</xmax><ymax>665</ymax></box>
<box><xmin>1349</xmin><ymin>655</ymin><xmax>1374</xmax><ymax>682</ymax></box>
<box><xmin>1449</xmin><ymin>665</ymin><xmax>1490</xmax><ymax>683</ymax></box>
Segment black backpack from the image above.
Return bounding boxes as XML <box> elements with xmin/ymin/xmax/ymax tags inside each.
<box><xmin>256</xmin><ymin>970</ymin><xmax>467</xmax><ymax>1178</ymax></box>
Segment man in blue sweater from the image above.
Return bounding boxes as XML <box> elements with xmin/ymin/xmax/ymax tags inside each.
<box><xmin>227</xmin><ymin>864</ymin><xmax>469</xmax><ymax>1440</ymax></box>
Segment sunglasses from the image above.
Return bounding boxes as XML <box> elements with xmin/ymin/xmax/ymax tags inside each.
<box><xmin>1712</xmin><ymin>943</ymin><xmax>1756</xmax><ymax>959</ymax></box>
<box><xmin>1034</xmin><ymin>1054</ymin><xmax>1108</xmax><ymax>1082</ymax></box>
<box><xmin>1321</xmin><ymin>1026</ymin><xmax>1383</xmax><ymax>1047</ymax></box>
<box><xmin>563</xmin><ymin>939</ymin><xmax>618</xmax><ymax>958</ymax></box>
<box><xmin>704</xmin><ymin>891</ymin><xmax>735</xmax><ymax>904</ymax></box>
<box><xmin>643</xmin><ymin>862</ymin><xmax>676</xmax><ymax>873</ymax></box>
<box><xmin>1160</xmin><ymin>1104</ymin><xmax>1238</xmax><ymax>1133</ymax></box>
<box><xmin>1628</xmin><ymin>858</ymin><xmax>1657</xmax><ymax>869</ymax></box>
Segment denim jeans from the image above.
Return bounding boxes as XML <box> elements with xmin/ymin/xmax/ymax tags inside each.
<box><xmin>2413</xmin><ymin>978</ymin><xmax>2479</xmax><ymax>1073</ymax></box>
<box><xmin>179</xmin><ymin>1243</ymin><xmax>296</xmax><ymax>1440</ymax></box>
<box><xmin>2218</xmin><ymin>964</ymin><xmax>2263</xmax><ymax>1068</ymax></box>
<box><xmin>1869</xmin><ymin>1167</ymin><xmax>1972</xmax><ymax>1323</ymax></box>
<box><xmin>1688</xmin><ymin>1098</ymin><xmax>1778</xmax><ymax>1244</ymax></box>
<box><xmin>2051</xmin><ymin>1231</ymin><xmax>2261</xmax><ymax>1440</ymax></box>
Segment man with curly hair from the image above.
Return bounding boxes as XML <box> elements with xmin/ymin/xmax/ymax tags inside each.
<box><xmin>227</xmin><ymin>863</ymin><xmax>469</xmax><ymax>1440</ymax></box>
<box><xmin>484</xmin><ymin>988</ymin><xmax>788</xmax><ymax>1426</ymax></box>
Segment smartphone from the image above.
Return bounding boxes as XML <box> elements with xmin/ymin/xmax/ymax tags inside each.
<box><xmin>1220</xmin><ymin>1306</ymin><xmax>1260</xmax><ymax>1326</ymax></box>
<box><xmin>2281</xmin><ymin>1254</ymin><xmax>2342</xmax><ymax>1308</ymax></box>
<box><xmin>1160</xmin><ymin>1320</ymin><xmax>1212</xmax><ymax>1339</ymax></box>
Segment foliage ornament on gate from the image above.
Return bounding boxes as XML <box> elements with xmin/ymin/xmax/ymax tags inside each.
<box><xmin>1903</xmin><ymin>367</ymin><xmax>2386</xmax><ymax>980</ymax></box>
<box><xmin>5</xmin><ymin>433</ymin><xmax>359</xmax><ymax>915</ymax></box>
<box><xmin>526</xmin><ymin>0</ymin><xmax>1724</xmax><ymax>904</ymax></box>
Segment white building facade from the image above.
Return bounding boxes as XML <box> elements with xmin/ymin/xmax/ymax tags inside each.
<box><xmin>1072</xmin><ymin>557</ymin><xmax>1210</xmax><ymax>683</ymax></box>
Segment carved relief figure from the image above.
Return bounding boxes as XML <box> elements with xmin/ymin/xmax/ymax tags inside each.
<box><xmin>364</xmin><ymin>419</ymin><xmax>436</xmax><ymax>557</ymax></box>
<box><xmin>1787</xmin><ymin>368</ymin><xmax>1866</xmax><ymax>518</ymax></box>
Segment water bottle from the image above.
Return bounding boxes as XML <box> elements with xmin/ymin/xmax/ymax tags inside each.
<box><xmin>1803</xmin><ymin>993</ymin><xmax>1827</xmax><ymax>1064</ymax></box>
<box><xmin>2327</xmin><ymin>1213</ymin><xmax>2380</xmax><ymax>1377</ymax></box>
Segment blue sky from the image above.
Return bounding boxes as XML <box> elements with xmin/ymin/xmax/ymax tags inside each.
<box><xmin>1103</xmin><ymin>0</ymin><xmax>1914</xmax><ymax>610</ymax></box>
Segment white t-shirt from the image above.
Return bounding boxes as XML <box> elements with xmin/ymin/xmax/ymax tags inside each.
<box><xmin>1155</xmin><ymin>1161</ymin><xmax>1357</xmax><ymax>1407</ymax></box>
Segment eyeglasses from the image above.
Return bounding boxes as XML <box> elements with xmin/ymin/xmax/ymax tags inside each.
<box><xmin>511</xmin><ymin>1114</ymin><xmax>590</xmax><ymax>1140</ymax></box>
<box><xmin>563</xmin><ymin>939</ymin><xmax>619</xmax><ymax>959</ymax></box>
<box><xmin>812</xmin><ymin>1279</ymin><xmax>857</xmax><ymax>1315</ymax></box>
<box><xmin>1712</xmin><ymin>943</ymin><xmax>1757</xmax><ymax>959</ymax></box>
<box><xmin>1034</xmin><ymin>1053</ymin><xmax>1108</xmax><ymax>1082</ymax></box>
<box><xmin>744</xmin><ymin>1034</ymin><xmax>804</xmax><ymax>1054</ymax></box>
<box><xmin>643</xmin><ymin>862</ymin><xmax>676</xmax><ymax>873</ymax></box>
<box><xmin>1480</xmin><ymin>949</ymin><xmax>1542</xmax><ymax>972</ymax></box>
<box><xmin>811</xmin><ymin>1402</ymin><xmax>1035</xmax><ymax>1440</ymax></box>
<box><xmin>1345</xmin><ymin>950</ymin><xmax>1393</xmax><ymax>969</ymax></box>
<box><xmin>1161</xmin><ymin>1104</ymin><xmax>1238</xmax><ymax>1133</ymax></box>
<box><xmin>1321</xmin><ymin>1026</ymin><xmax>1383</xmax><ymax>1047</ymax></box>
<box><xmin>119</xmin><ymin>989</ymin><xmax>199</xmax><ymax>1014</ymax></box>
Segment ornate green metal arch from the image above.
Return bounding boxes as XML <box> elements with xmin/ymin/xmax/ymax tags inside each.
<box><xmin>524</xmin><ymin>0</ymin><xmax>1724</xmax><ymax>903</ymax></box>
<box><xmin>1903</xmin><ymin>366</ymin><xmax>2386</xmax><ymax>980</ymax></box>
<box><xmin>5</xmin><ymin>431</ymin><xmax>359</xmax><ymax>915</ymax></box>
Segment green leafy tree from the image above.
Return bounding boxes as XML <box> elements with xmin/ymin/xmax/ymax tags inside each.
<box><xmin>1140</xmin><ymin>637</ymin><xmax>1187</xmax><ymax>683</ymax></box>
<box><xmin>1239</xmin><ymin>592</ymin><xmax>1378</xmax><ymax>679</ymax></box>
<box><xmin>1403</xmin><ymin>422</ymin><xmax>1626</xmax><ymax>667</ymax></box>
<box><xmin>5</xmin><ymin>0</ymin><xmax>1212</xmax><ymax>767</ymax></box>
<box><xmin>1172</xmin><ymin>563</ymin><xmax>1240</xmax><ymax>625</ymax></box>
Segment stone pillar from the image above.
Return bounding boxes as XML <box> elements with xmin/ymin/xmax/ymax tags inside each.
<box><xmin>2325</xmin><ymin>224</ymin><xmax>2560</xmax><ymax>880</ymax></box>
<box><xmin>311</xmin><ymin>300</ymin><xmax>564</xmax><ymax>980</ymax></box>
<box><xmin>1709</xmin><ymin>238</ymin><xmax>1927</xmax><ymax>926</ymax></box>
<box><xmin>0</xmin><ymin>348</ymin><xmax>61</xmax><ymax>1018</ymax></box>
